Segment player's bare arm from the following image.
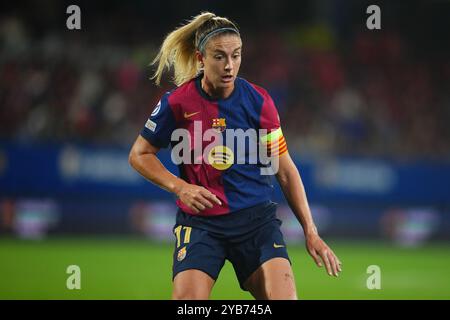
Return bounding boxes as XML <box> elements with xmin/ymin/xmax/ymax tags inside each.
<box><xmin>275</xmin><ymin>152</ymin><xmax>342</xmax><ymax>277</ymax></box>
<box><xmin>129</xmin><ymin>135</ymin><xmax>221</xmax><ymax>213</ymax></box>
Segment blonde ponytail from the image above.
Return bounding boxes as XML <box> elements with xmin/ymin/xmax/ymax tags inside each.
<box><xmin>151</xmin><ymin>12</ymin><xmax>239</xmax><ymax>87</ymax></box>
<box><xmin>151</xmin><ymin>12</ymin><xmax>215</xmax><ymax>86</ymax></box>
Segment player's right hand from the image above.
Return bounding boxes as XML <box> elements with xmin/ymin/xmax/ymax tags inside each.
<box><xmin>175</xmin><ymin>182</ymin><xmax>222</xmax><ymax>213</ymax></box>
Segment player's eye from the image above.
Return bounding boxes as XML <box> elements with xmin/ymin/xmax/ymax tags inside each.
<box><xmin>214</xmin><ymin>55</ymin><xmax>223</xmax><ymax>60</ymax></box>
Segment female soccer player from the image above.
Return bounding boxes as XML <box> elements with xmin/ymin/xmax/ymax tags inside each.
<box><xmin>129</xmin><ymin>12</ymin><xmax>341</xmax><ymax>300</ymax></box>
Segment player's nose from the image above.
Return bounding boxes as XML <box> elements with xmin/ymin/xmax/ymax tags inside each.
<box><xmin>224</xmin><ymin>57</ymin><xmax>233</xmax><ymax>71</ymax></box>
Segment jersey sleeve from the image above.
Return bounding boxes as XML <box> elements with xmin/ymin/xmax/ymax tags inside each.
<box><xmin>140</xmin><ymin>93</ymin><xmax>176</xmax><ymax>148</ymax></box>
<box><xmin>258</xmin><ymin>89</ymin><xmax>288</xmax><ymax>157</ymax></box>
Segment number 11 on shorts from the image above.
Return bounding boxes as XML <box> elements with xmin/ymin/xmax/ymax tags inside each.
<box><xmin>174</xmin><ymin>226</ymin><xmax>192</xmax><ymax>248</ymax></box>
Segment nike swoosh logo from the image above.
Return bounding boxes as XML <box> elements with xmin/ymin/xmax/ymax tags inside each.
<box><xmin>273</xmin><ymin>243</ymin><xmax>285</xmax><ymax>248</ymax></box>
<box><xmin>184</xmin><ymin>111</ymin><xmax>200</xmax><ymax>118</ymax></box>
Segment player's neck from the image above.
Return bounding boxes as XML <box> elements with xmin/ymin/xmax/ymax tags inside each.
<box><xmin>201</xmin><ymin>77</ymin><xmax>234</xmax><ymax>100</ymax></box>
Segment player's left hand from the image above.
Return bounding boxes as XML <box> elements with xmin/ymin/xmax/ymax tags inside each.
<box><xmin>305</xmin><ymin>234</ymin><xmax>342</xmax><ymax>277</ymax></box>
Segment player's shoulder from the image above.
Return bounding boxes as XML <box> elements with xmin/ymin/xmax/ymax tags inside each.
<box><xmin>238</xmin><ymin>77</ymin><xmax>271</xmax><ymax>98</ymax></box>
<box><xmin>237</xmin><ymin>77</ymin><xmax>272</xmax><ymax>104</ymax></box>
<box><xmin>165</xmin><ymin>78</ymin><xmax>198</xmax><ymax>106</ymax></box>
<box><xmin>154</xmin><ymin>78</ymin><xmax>202</xmax><ymax>122</ymax></box>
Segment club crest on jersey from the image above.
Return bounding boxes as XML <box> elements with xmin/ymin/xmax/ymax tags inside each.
<box><xmin>212</xmin><ymin>118</ymin><xmax>226</xmax><ymax>133</ymax></box>
<box><xmin>177</xmin><ymin>246</ymin><xmax>187</xmax><ymax>261</ymax></box>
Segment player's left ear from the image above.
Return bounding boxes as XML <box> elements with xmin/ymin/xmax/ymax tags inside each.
<box><xmin>196</xmin><ymin>50</ymin><xmax>205</xmax><ymax>68</ymax></box>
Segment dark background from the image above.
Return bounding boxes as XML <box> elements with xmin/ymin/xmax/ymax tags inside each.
<box><xmin>0</xmin><ymin>0</ymin><xmax>449</xmax><ymax>236</ymax></box>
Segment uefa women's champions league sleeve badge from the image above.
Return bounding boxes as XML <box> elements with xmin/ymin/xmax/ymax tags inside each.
<box><xmin>151</xmin><ymin>100</ymin><xmax>162</xmax><ymax>117</ymax></box>
<box><xmin>143</xmin><ymin>100</ymin><xmax>162</xmax><ymax>132</ymax></box>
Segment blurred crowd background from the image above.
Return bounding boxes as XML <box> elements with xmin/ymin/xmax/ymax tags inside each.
<box><xmin>1</xmin><ymin>0</ymin><xmax>449</xmax><ymax>159</ymax></box>
<box><xmin>0</xmin><ymin>0</ymin><xmax>449</xmax><ymax>244</ymax></box>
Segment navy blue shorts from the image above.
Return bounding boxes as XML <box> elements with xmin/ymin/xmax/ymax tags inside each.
<box><xmin>171</xmin><ymin>201</ymin><xmax>291</xmax><ymax>291</ymax></box>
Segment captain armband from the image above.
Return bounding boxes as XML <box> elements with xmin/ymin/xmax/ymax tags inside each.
<box><xmin>260</xmin><ymin>127</ymin><xmax>288</xmax><ymax>157</ymax></box>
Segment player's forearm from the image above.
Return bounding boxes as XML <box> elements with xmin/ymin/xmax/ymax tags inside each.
<box><xmin>129</xmin><ymin>153</ymin><xmax>187</xmax><ymax>195</ymax></box>
<box><xmin>277</xmin><ymin>165</ymin><xmax>318</xmax><ymax>236</ymax></box>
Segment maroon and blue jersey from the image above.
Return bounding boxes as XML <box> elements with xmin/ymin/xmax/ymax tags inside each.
<box><xmin>140</xmin><ymin>75</ymin><xmax>288</xmax><ymax>216</ymax></box>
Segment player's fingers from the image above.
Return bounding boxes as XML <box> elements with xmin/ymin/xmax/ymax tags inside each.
<box><xmin>195</xmin><ymin>194</ymin><xmax>213</xmax><ymax>208</ymax></box>
<box><xmin>336</xmin><ymin>255</ymin><xmax>342</xmax><ymax>272</ymax></box>
<box><xmin>189</xmin><ymin>203</ymin><xmax>200</xmax><ymax>214</ymax></box>
<box><xmin>201</xmin><ymin>190</ymin><xmax>222</xmax><ymax>206</ymax></box>
<box><xmin>330</xmin><ymin>250</ymin><xmax>342</xmax><ymax>272</ymax></box>
<box><xmin>319</xmin><ymin>250</ymin><xmax>333</xmax><ymax>276</ymax></box>
<box><xmin>328</xmin><ymin>251</ymin><xmax>339</xmax><ymax>277</ymax></box>
<box><xmin>191</xmin><ymin>200</ymin><xmax>205</xmax><ymax>211</ymax></box>
<box><xmin>309</xmin><ymin>248</ymin><xmax>322</xmax><ymax>267</ymax></box>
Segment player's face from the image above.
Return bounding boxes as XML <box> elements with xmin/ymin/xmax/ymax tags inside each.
<box><xmin>200</xmin><ymin>34</ymin><xmax>242</xmax><ymax>92</ymax></box>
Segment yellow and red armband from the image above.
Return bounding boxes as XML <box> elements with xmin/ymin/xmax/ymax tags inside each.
<box><xmin>260</xmin><ymin>127</ymin><xmax>288</xmax><ymax>157</ymax></box>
